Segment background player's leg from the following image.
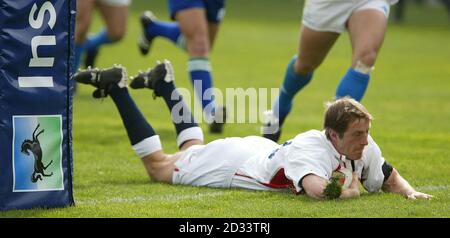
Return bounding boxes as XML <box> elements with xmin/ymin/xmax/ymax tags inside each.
<box><xmin>74</xmin><ymin>0</ymin><xmax>95</xmax><ymax>73</ymax></box>
<box><xmin>276</xmin><ymin>26</ymin><xmax>339</xmax><ymax>122</ymax></box>
<box><xmin>176</xmin><ymin>9</ymin><xmax>219</xmax><ymax>124</ymax></box>
<box><xmin>207</xmin><ymin>22</ymin><xmax>220</xmax><ymax>50</ymax></box>
<box><xmin>264</xmin><ymin>26</ymin><xmax>339</xmax><ymax>141</ymax></box>
<box><xmin>335</xmin><ymin>9</ymin><xmax>387</xmax><ymax>101</ymax></box>
<box><xmin>83</xmin><ymin>3</ymin><xmax>129</xmax><ymax>68</ymax></box>
<box><xmin>140</xmin><ymin>11</ymin><xmax>185</xmax><ymax>50</ymax></box>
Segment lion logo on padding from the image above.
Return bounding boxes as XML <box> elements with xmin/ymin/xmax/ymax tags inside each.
<box><xmin>21</xmin><ymin>123</ymin><xmax>53</xmax><ymax>183</ymax></box>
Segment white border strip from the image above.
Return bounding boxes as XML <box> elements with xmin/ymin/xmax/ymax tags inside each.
<box><xmin>18</xmin><ymin>77</ymin><xmax>54</xmax><ymax>87</ymax></box>
<box><xmin>12</xmin><ymin>115</ymin><xmax>64</xmax><ymax>192</ymax></box>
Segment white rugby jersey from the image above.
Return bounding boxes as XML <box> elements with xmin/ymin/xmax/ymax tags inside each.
<box><xmin>237</xmin><ymin>130</ymin><xmax>387</xmax><ymax>193</ymax></box>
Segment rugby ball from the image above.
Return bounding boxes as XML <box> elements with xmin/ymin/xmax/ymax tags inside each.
<box><xmin>331</xmin><ymin>167</ymin><xmax>353</xmax><ymax>189</ymax></box>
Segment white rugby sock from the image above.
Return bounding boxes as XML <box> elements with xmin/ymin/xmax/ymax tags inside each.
<box><xmin>132</xmin><ymin>135</ymin><xmax>162</xmax><ymax>158</ymax></box>
<box><xmin>176</xmin><ymin>127</ymin><xmax>204</xmax><ymax>147</ymax></box>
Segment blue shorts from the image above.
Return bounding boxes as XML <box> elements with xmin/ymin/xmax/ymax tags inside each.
<box><xmin>168</xmin><ymin>0</ymin><xmax>226</xmax><ymax>23</ymax></box>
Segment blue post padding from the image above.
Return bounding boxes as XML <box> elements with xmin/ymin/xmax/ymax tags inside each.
<box><xmin>0</xmin><ymin>0</ymin><xmax>75</xmax><ymax>210</ymax></box>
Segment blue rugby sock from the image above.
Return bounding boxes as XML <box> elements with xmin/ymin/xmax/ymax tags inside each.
<box><xmin>84</xmin><ymin>28</ymin><xmax>113</xmax><ymax>52</ymax></box>
<box><xmin>188</xmin><ymin>58</ymin><xmax>216</xmax><ymax>118</ymax></box>
<box><xmin>335</xmin><ymin>67</ymin><xmax>370</xmax><ymax>101</ymax></box>
<box><xmin>146</xmin><ymin>20</ymin><xmax>181</xmax><ymax>45</ymax></box>
<box><xmin>273</xmin><ymin>56</ymin><xmax>313</xmax><ymax>127</ymax></box>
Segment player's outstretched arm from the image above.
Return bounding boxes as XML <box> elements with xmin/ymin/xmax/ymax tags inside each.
<box><xmin>382</xmin><ymin>168</ymin><xmax>433</xmax><ymax>200</ymax></box>
<box><xmin>302</xmin><ymin>173</ymin><xmax>360</xmax><ymax>200</ymax></box>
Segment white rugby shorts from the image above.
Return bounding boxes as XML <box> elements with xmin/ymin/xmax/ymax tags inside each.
<box><xmin>302</xmin><ymin>0</ymin><xmax>392</xmax><ymax>33</ymax></box>
<box><xmin>172</xmin><ymin>136</ymin><xmax>276</xmax><ymax>188</ymax></box>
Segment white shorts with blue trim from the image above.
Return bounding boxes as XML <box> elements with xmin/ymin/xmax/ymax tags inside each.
<box><xmin>302</xmin><ymin>0</ymin><xmax>394</xmax><ymax>33</ymax></box>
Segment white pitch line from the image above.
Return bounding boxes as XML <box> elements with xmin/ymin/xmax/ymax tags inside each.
<box><xmin>415</xmin><ymin>185</ymin><xmax>449</xmax><ymax>191</ymax></box>
<box><xmin>77</xmin><ymin>191</ymin><xmax>225</xmax><ymax>206</ymax></box>
<box><xmin>76</xmin><ymin>185</ymin><xmax>448</xmax><ymax>206</ymax></box>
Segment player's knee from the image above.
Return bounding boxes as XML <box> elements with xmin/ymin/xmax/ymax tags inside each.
<box><xmin>107</xmin><ymin>28</ymin><xmax>126</xmax><ymax>42</ymax></box>
<box><xmin>187</xmin><ymin>35</ymin><xmax>210</xmax><ymax>57</ymax></box>
<box><xmin>354</xmin><ymin>50</ymin><xmax>377</xmax><ymax>68</ymax></box>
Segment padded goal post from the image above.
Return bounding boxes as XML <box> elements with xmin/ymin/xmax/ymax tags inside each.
<box><xmin>0</xmin><ymin>0</ymin><xmax>75</xmax><ymax>210</ymax></box>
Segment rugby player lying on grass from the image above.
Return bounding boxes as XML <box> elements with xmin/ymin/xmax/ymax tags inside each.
<box><xmin>73</xmin><ymin>61</ymin><xmax>432</xmax><ymax>200</ymax></box>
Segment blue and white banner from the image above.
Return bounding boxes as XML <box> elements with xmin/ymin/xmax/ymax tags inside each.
<box><xmin>0</xmin><ymin>0</ymin><xmax>75</xmax><ymax>210</ymax></box>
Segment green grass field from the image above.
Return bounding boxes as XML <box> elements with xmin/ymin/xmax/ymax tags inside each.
<box><xmin>2</xmin><ymin>0</ymin><xmax>450</xmax><ymax>217</ymax></box>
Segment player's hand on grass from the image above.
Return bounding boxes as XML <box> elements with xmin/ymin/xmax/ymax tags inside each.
<box><xmin>406</xmin><ymin>191</ymin><xmax>433</xmax><ymax>200</ymax></box>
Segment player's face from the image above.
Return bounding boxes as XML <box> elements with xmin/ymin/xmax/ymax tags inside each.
<box><xmin>335</xmin><ymin>119</ymin><xmax>371</xmax><ymax>160</ymax></box>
